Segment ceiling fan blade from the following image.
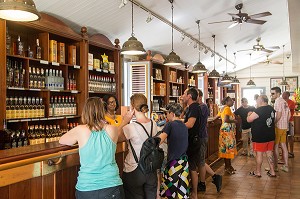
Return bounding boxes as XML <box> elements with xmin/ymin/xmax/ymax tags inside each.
<box><xmin>261</xmin><ymin>49</ymin><xmax>273</xmax><ymax>53</ymax></box>
<box><xmin>228</xmin><ymin>22</ymin><xmax>239</xmax><ymax>29</ymax></box>
<box><xmin>249</xmin><ymin>12</ymin><xmax>272</xmax><ymax>19</ymax></box>
<box><xmin>228</xmin><ymin>13</ymin><xmax>240</xmax><ymax>18</ymax></box>
<box><xmin>237</xmin><ymin>49</ymin><xmax>253</xmax><ymax>52</ymax></box>
<box><xmin>246</xmin><ymin>19</ymin><xmax>266</xmax><ymax>24</ymax></box>
<box><xmin>271</xmin><ymin>61</ymin><xmax>283</xmax><ymax>64</ymax></box>
<box><xmin>208</xmin><ymin>20</ymin><xmax>232</xmax><ymax>24</ymax></box>
<box><xmin>265</xmin><ymin>46</ymin><xmax>280</xmax><ymax>50</ymax></box>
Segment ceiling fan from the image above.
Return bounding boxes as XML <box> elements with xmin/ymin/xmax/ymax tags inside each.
<box><xmin>237</xmin><ymin>37</ymin><xmax>280</xmax><ymax>53</ymax></box>
<box><xmin>208</xmin><ymin>3</ymin><xmax>272</xmax><ymax>29</ymax></box>
<box><xmin>259</xmin><ymin>55</ymin><xmax>282</xmax><ymax>64</ymax></box>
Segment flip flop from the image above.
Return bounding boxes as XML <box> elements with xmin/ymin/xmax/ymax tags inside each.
<box><xmin>249</xmin><ymin>171</ymin><xmax>261</xmax><ymax>178</ymax></box>
<box><xmin>266</xmin><ymin>171</ymin><xmax>276</xmax><ymax>177</ymax></box>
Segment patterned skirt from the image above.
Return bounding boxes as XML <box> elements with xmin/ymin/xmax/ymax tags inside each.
<box><xmin>219</xmin><ymin>123</ymin><xmax>237</xmax><ymax>159</ymax></box>
<box><xmin>160</xmin><ymin>155</ymin><xmax>190</xmax><ymax>199</ymax></box>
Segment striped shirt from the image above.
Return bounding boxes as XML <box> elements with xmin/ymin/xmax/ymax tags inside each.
<box><xmin>274</xmin><ymin>97</ymin><xmax>290</xmax><ymax>129</ymax></box>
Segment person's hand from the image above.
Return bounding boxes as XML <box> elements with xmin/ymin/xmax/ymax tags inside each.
<box><xmin>123</xmin><ymin>109</ymin><xmax>134</xmax><ymax>124</ymax></box>
<box><xmin>247</xmin><ymin>111</ymin><xmax>253</xmax><ymax>117</ymax></box>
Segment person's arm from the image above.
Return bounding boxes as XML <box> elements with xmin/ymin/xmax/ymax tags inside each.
<box><xmin>158</xmin><ymin>132</ymin><xmax>168</xmax><ymax>145</ymax></box>
<box><xmin>118</xmin><ymin>110</ymin><xmax>134</xmax><ymax>142</ymax></box>
<box><xmin>59</xmin><ymin>126</ymin><xmax>79</xmax><ymax>146</ymax></box>
<box><xmin>275</xmin><ymin>111</ymin><xmax>282</xmax><ymax>124</ymax></box>
<box><xmin>247</xmin><ymin>112</ymin><xmax>259</xmax><ymax>123</ymax></box>
<box><xmin>224</xmin><ymin>115</ymin><xmax>238</xmax><ymax>123</ymax></box>
<box><xmin>185</xmin><ymin>117</ymin><xmax>196</xmax><ymax>129</ymax></box>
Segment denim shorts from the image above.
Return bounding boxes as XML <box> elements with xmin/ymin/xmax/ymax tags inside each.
<box><xmin>187</xmin><ymin>137</ymin><xmax>208</xmax><ymax>170</ymax></box>
<box><xmin>76</xmin><ymin>185</ymin><xmax>124</xmax><ymax>199</ymax></box>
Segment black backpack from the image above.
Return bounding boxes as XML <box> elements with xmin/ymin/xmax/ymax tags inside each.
<box><xmin>128</xmin><ymin>120</ymin><xmax>164</xmax><ymax>174</ymax></box>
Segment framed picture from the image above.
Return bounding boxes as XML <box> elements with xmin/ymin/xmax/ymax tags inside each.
<box><xmin>270</xmin><ymin>78</ymin><xmax>282</xmax><ymax>88</ymax></box>
<box><xmin>284</xmin><ymin>76</ymin><xmax>298</xmax><ymax>93</ymax></box>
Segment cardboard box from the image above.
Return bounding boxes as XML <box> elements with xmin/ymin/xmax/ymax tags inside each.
<box><xmin>155</xmin><ymin>83</ymin><xmax>166</xmax><ymax>96</ymax></box>
<box><xmin>68</xmin><ymin>45</ymin><xmax>76</xmax><ymax>65</ymax></box>
<box><xmin>49</xmin><ymin>40</ymin><xmax>57</xmax><ymax>62</ymax></box>
<box><xmin>93</xmin><ymin>59</ymin><xmax>100</xmax><ymax>69</ymax></box>
<box><xmin>57</xmin><ymin>42</ymin><xmax>65</xmax><ymax>64</ymax></box>
<box><xmin>88</xmin><ymin>53</ymin><xmax>93</xmax><ymax>68</ymax></box>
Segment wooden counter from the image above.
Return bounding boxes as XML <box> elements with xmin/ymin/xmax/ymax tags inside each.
<box><xmin>0</xmin><ymin>141</ymin><xmax>126</xmax><ymax>199</ymax></box>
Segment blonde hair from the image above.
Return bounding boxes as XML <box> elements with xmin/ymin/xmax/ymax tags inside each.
<box><xmin>81</xmin><ymin>97</ymin><xmax>105</xmax><ymax>131</ymax></box>
<box><xmin>130</xmin><ymin>93</ymin><xmax>149</xmax><ymax>113</ymax></box>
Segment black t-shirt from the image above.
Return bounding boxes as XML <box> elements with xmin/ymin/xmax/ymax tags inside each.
<box><xmin>184</xmin><ymin>102</ymin><xmax>201</xmax><ymax>138</ymax></box>
<box><xmin>162</xmin><ymin>120</ymin><xmax>188</xmax><ymax>161</ymax></box>
<box><xmin>199</xmin><ymin>103</ymin><xmax>209</xmax><ymax>138</ymax></box>
<box><xmin>234</xmin><ymin>106</ymin><xmax>256</xmax><ymax>129</ymax></box>
<box><xmin>251</xmin><ymin>105</ymin><xmax>276</xmax><ymax>143</ymax></box>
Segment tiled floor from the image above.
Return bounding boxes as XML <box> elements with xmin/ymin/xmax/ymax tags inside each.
<box><xmin>199</xmin><ymin>142</ymin><xmax>300</xmax><ymax>199</ymax></box>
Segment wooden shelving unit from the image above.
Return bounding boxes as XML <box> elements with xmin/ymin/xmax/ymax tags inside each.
<box><xmin>0</xmin><ymin>13</ymin><xmax>121</xmax><ymax>146</ymax></box>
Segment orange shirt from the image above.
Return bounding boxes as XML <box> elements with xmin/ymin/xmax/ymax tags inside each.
<box><xmin>287</xmin><ymin>99</ymin><xmax>296</xmax><ymax>122</ymax></box>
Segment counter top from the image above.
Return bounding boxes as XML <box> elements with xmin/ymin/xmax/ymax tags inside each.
<box><xmin>0</xmin><ymin>141</ymin><xmax>126</xmax><ymax>165</ymax></box>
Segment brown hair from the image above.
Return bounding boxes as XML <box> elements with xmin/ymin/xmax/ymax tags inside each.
<box><xmin>130</xmin><ymin>93</ymin><xmax>149</xmax><ymax>113</ymax></box>
<box><xmin>81</xmin><ymin>97</ymin><xmax>105</xmax><ymax>131</ymax></box>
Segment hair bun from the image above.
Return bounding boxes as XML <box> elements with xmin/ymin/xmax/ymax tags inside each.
<box><xmin>140</xmin><ymin>104</ymin><xmax>149</xmax><ymax>113</ymax></box>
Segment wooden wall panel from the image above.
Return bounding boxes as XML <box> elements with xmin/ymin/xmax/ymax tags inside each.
<box><xmin>0</xmin><ymin>186</ymin><xmax>9</xmax><ymax>199</ymax></box>
<box><xmin>42</xmin><ymin>173</ymin><xmax>55</xmax><ymax>199</ymax></box>
<box><xmin>61</xmin><ymin>166</ymin><xmax>78</xmax><ymax>199</ymax></box>
<box><xmin>9</xmin><ymin>179</ymin><xmax>31</xmax><ymax>199</ymax></box>
<box><xmin>30</xmin><ymin>177</ymin><xmax>42</xmax><ymax>199</ymax></box>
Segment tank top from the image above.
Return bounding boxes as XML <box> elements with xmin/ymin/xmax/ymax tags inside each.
<box><xmin>76</xmin><ymin>129</ymin><xmax>122</xmax><ymax>191</ymax></box>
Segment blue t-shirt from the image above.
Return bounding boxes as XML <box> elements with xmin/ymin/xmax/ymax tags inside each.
<box><xmin>199</xmin><ymin>103</ymin><xmax>209</xmax><ymax>138</ymax></box>
<box><xmin>162</xmin><ymin>120</ymin><xmax>188</xmax><ymax>161</ymax></box>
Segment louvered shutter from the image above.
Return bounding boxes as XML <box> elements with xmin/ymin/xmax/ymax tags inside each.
<box><xmin>127</xmin><ymin>61</ymin><xmax>151</xmax><ymax>116</ymax></box>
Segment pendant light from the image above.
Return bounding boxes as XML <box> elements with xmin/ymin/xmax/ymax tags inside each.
<box><xmin>192</xmin><ymin>20</ymin><xmax>207</xmax><ymax>73</ymax></box>
<box><xmin>231</xmin><ymin>53</ymin><xmax>240</xmax><ymax>85</ymax></box>
<box><xmin>121</xmin><ymin>1</ymin><xmax>146</xmax><ymax>55</ymax></box>
<box><xmin>163</xmin><ymin>0</ymin><xmax>182</xmax><ymax>66</ymax></box>
<box><xmin>0</xmin><ymin>0</ymin><xmax>40</xmax><ymax>22</ymax></box>
<box><xmin>246</xmin><ymin>54</ymin><xmax>256</xmax><ymax>87</ymax></box>
<box><xmin>221</xmin><ymin>45</ymin><xmax>232</xmax><ymax>83</ymax></box>
<box><xmin>280</xmin><ymin>45</ymin><xmax>289</xmax><ymax>86</ymax></box>
<box><xmin>208</xmin><ymin>35</ymin><xmax>220</xmax><ymax>78</ymax></box>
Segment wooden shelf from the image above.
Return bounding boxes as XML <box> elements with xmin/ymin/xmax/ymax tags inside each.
<box><xmin>153</xmin><ymin>94</ymin><xmax>165</xmax><ymax>97</ymax></box>
<box><xmin>88</xmin><ymin>91</ymin><xmax>116</xmax><ymax>94</ymax></box>
<box><xmin>7</xmin><ymin>115</ymin><xmax>80</xmax><ymax>123</ymax></box>
<box><xmin>153</xmin><ymin>78</ymin><xmax>164</xmax><ymax>82</ymax></box>
<box><xmin>169</xmin><ymin>81</ymin><xmax>185</xmax><ymax>85</ymax></box>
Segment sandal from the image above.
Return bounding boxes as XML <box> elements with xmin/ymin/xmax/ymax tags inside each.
<box><xmin>249</xmin><ymin>171</ymin><xmax>261</xmax><ymax>178</ymax></box>
<box><xmin>288</xmin><ymin>153</ymin><xmax>294</xmax><ymax>158</ymax></box>
<box><xmin>230</xmin><ymin>166</ymin><xmax>236</xmax><ymax>171</ymax></box>
<box><xmin>225</xmin><ymin>168</ymin><xmax>235</xmax><ymax>175</ymax></box>
<box><xmin>266</xmin><ymin>171</ymin><xmax>276</xmax><ymax>177</ymax></box>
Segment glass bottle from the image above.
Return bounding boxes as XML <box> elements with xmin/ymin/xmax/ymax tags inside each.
<box><xmin>0</xmin><ymin>119</ymin><xmax>12</xmax><ymax>150</ymax></box>
<box><xmin>6</xmin><ymin>28</ymin><xmax>11</xmax><ymax>55</ymax></box>
<box><xmin>36</xmin><ymin>39</ymin><xmax>42</xmax><ymax>59</ymax></box>
<box><xmin>6</xmin><ymin>97</ymin><xmax>11</xmax><ymax>120</ymax></box>
<box><xmin>19</xmin><ymin>97</ymin><xmax>24</xmax><ymax>119</ymax></box>
<box><xmin>27</xmin><ymin>45</ymin><xmax>33</xmax><ymax>58</ymax></box>
<box><xmin>14</xmin><ymin>61</ymin><xmax>20</xmax><ymax>87</ymax></box>
<box><xmin>17</xmin><ymin>35</ymin><xmax>24</xmax><ymax>56</ymax></box>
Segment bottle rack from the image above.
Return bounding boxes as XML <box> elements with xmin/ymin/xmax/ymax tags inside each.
<box><xmin>0</xmin><ymin>13</ymin><xmax>120</xmax><ymax>149</ymax></box>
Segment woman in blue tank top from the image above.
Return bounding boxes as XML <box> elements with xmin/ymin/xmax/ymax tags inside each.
<box><xmin>59</xmin><ymin>97</ymin><xmax>124</xmax><ymax>199</ymax></box>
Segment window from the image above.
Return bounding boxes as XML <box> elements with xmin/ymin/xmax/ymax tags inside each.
<box><xmin>241</xmin><ymin>87</ymin><xmax>265</xmax><ymax>106</ymax></box>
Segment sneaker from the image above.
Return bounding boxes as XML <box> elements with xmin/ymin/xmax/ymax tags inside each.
<box><xmin>212</xmin><ymin>174</ymin><xmax>222</xmax><ymax>192</ymax></box>
<box><xmin>198</xmin><ymin>182</ymin><xmax>206</xmax><ymax>192</ymax></box>
<box><xmin>280</xmin><ymin>165</ymin><xmax>289</xmax><ymax>172</ymax></box>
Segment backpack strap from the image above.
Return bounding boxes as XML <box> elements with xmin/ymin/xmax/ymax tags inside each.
<box><xmin>128</xmin><ymin>140</ymin><xmax>139</xmax><ymax>164</ymax></box>
<box><xmin>135</xmin><ymin>120</ymin><xmax>153</xmax><ymax>138</ymax></box>
<box><xmin>128</xmin><ymin>120</ymin><xmax>153</xmax><ymax>164</ymax></box>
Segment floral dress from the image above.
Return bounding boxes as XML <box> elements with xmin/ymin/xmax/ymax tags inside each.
<box><xmin>218</xmin><ymin>106</ymin><xmax>237</xmax><ymax>159</ymax></box>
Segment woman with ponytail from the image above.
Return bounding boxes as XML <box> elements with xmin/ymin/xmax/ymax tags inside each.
<box><xmin>118</xmin><ymin>93</ymin><xmax>158</xmax><ymax>199</ymax></box>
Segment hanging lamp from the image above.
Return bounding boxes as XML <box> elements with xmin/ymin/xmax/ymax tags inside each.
<box><xmin>246</xmin><ymin>54</ymin><xmax>256</xmax><ymax>87</ymax></box>
<box><xmin>164</xmin><ymin>0</ymin><xmax>182</xmax><ymax>66</ymax></box>
<box><xmin>192</xmin><ymin>20</ymin><xmax>207</xmax><ymax>73</ymax></box>
<box><xmin>221</xmin><ymin>45</ymin><xmax>232</xmax><ymax>83</ymax></box>
<box><xmin>231</xmin><ymin>53</ymin><xmax>240</xmax><ymax>85</ymax></box>
<box><xmin>0</xmin><ymin>0</ymin><xmax>40</xmax><ymax>22</ymax></box>
<box><xmin>208</xmin><ymin>35</ymin><xmax>220</xmax><ymax>78</ymax></box>
<box><xmin>121</xmin><ymin>1</ymin><xmax>146</xmax><ymax>55</ymax></box>
<box><xmin>280</xmin><ymin>45</ymin><xmax>289</xmax><ymax>87</ymax></box>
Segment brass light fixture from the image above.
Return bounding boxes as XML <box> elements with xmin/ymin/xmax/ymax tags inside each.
<box><xmin>121</xmin><ymin>1</ymin><xmax>146</xmax><ymax>55</ymax></box>
<box><xmin>192</xmin><ymin>20</ymin><xmax>207</xmax><ymax>73</ymax></box>
<box><xmin>208</xmin><ymin>35</ymin><xmax>220</xmax><ymax>78</ymax></box>
<box><xmin>221</xmin><ymin>45</ymin><xmax>232</xmax><ymax>83</ymax></box>
<box><xmin>164</xmin><ymin>0</ymin><xmax>182</xmax><ymax>66</ymax></box>
<box><xmin>0</xmin><ymin>0</ymin><xmax>40</xmax><ymax>22</ymax></box>
<box><xmin>246</xmin><ymin>54</ymin><xmax>256</xmax><ymax>87</ymax></box>
<box><xmin>231</xmin><ymin>53</ymin><xmax>240</xmax><ymax>85</ymax></box>
<box><xmin>280</xmin><ymin>45</ymin><xmax>289</xmax><ymax>87</ymax></box>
